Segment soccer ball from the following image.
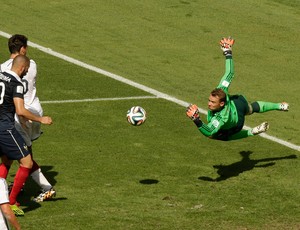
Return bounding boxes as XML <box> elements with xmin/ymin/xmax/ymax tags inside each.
<box><xmin>127</xmin><ymin>106</ymin><xmax>146</xmax><ymax>126</ymax></box>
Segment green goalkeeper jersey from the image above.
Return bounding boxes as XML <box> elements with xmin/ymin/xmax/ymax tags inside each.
<box><xmin>198</xmin><ymin>57</ymin><xmax>239</xmax><ymax>138</ymax></box>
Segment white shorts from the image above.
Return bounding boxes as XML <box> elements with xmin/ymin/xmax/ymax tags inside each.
<box><xmin>15</xmin><ymin>98</ymin><xmax>43</xmax><ymax>146</ymax></box>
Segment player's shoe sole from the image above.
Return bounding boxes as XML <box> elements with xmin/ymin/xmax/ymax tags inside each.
<box><xmin>33</xmin><ymin>188</ymin><xmax>56</xmax><ymax>202</ymax></box>
<box><xmin>251</xmin><ymin>122</ymin><xmax>269</xmax><ymax>135</ymax></box>
<box><xmin>280</xmin><ymin>102</ymin><xmax>289</xmax><ymax>111</ymax></box>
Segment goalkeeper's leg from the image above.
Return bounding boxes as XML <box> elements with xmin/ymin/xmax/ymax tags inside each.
<box><xmin>228</xmin><ymin>122</ymin><xmax>269</xmax><ymax>140</ymax></box>
<box><xmin>227</xmin><ymin>130</ymin><xmax>250</xmax><ymax>140</ymax></box>
<box><xmin>249</xmin><ymin>101</ymin><xmax>289</xmax><ymax>114</ymax></box>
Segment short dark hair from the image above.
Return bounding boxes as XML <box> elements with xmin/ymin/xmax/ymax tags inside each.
<box><xmin>210</xmin><ymin>88</ymin><xmax>226</xmax><ymax>103</ymax></box>
<box><xmin>12</xmin><ymin>54</ymin><xmax>30</xmax><ymax>71</ymax></box>
<box><xmin>8</xmin><ymin>34</ymin><xmax>28</xmax><ymax>54</ymax></box>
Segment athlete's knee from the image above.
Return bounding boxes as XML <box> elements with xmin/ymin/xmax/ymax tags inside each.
<box><xmin>19</xmin><ymin>154</ymin><xmax>33</xmax><ymax>169</ymax></box>
<box><xmin>248</xmin><ymin>102</ymin><xmax>260</xmax><ymax>114</ymax></box>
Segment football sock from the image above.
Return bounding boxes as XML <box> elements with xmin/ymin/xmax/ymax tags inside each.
<box><xmin>30</xmin><ymin>154</ymin><xmax>53</xmax><ymax>191</ymax></box>
<box><xmin>9</xmin><ymin>166</ymin><xmax>31</xmax><ymax>205</ymax></box>
<box><xmin>31</xmin><ymin>168</ymin><xmax>52</xmax><ymax>191</ymax></box>
<box><xmin>0</xmin><ymin>163</ymin><xmax>10</xmax><ymax>179</ymax></box>
<box><xmin>251</xmin><ymin>101</ymin><xmax>280</xmax><ymax>113</ymax></box>
<box><xmin>30</xmin><ymin>160</ymin><xmax>40</xmax><ymax>173</ymax></box>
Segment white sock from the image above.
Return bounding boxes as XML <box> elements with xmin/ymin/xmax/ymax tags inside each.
<box><xmin>30</xmin><ymin>168</ymin><xmax>52</xmax><ymax>191</ymax></box>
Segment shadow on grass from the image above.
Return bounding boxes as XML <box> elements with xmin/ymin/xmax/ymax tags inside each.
<box><xmin>199</xmin><ymin>151</ymin><xmax>297</xmax><ymax>182</ymax></box>
<box><xmin>21</xmin><ymin>197</ymin><xmax>67</xmax><ymax>213</ymax></box>
<box><xmin>139</xmin><ymin>179</ymin><xmax>159</xmax><ymax>184</ymax></box>
<box><xmin>9</xmin><ymin>165</ymin><xmax>65</xmax><ymax>214</ymax></box>
<box><xmin>8</xmin><ymin>165</ymin><xmax>58</xmax><ymax>187</ymax></box>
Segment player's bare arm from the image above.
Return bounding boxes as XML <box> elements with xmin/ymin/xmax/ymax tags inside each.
<box><xmin>13</xmin><ymin>97</ymin><xmax>52</xmax><ymax>125</ymax></box>
<box><xmin>1</xmin><ymin>203</ymin><xmax>21</xmax><ymax>230</ymax></box>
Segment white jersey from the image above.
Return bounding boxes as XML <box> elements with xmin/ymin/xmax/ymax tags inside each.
<box><xmin>1</xmin><ymin>58</ymin><xmax>39</xmax><ymax>106</ymax></box>
<box><xmin>1</xmin><ymin>58</ymin><xmax>43</xmax><ymax>146</ymax></box>
<box><xmin>0</xmin><ymin>178</ymin><xmax>9</xmax><ymax>230</ymax></box>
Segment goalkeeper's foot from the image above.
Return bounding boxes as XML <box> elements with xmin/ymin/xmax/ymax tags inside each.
<box><xmin>251</xmin><ymin>122</ymin><xmax>269</xmax><ymax>135</ymax></box>
<box><xmin>10</xmin><ymin>203</ymin><xmax>24</xmax><ymax>216</ymax></box>
<box><xmin>279</xmin><ymin>102</ymin><xmax>289</xmax><ymax>111</ymax></box>
<box><xmin>220</xmin><ymin>36</ymin><xmax>235</xmax><ymax>56</ymax></box>
<box><xmin>33</xmin><ymin>188</ymin><xmax>56</xmax><ymax>202</ymax></box>
<box><xmin>186</xmin><ymin>104</ymin><xmax>200</xmax><ymax>121</ymax></box>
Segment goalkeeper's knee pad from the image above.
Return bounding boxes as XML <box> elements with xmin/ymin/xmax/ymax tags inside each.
<box><xmin>250</xmin><ymin>102</ymin><xmax>260</xmax><ymax>113</ymax></box>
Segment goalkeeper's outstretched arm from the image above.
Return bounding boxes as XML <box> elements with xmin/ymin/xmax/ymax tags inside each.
<box><xmin>217</xmin><ymin>37</ymin><xmax>235</xmax><ymax>92</ymax></box>
<box><xmin>217</xmin><ymin>57</ymin><xmax>234</xmax><ymax>92</ymax></box>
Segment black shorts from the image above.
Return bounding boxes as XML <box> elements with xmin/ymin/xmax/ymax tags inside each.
<box><xmin>0</xmin><ymin>128</ymin><xmax>30</xmax><ymax>160</ymax></box>
<box><xmin>231</xmin><ymin>94</ymin><xmax>249</xmax><ymax>127</ymax></box>
<box><xmin>214</xmin><ymin>95</ymin><xmax>249</xmax><ymax>141</ymax></box>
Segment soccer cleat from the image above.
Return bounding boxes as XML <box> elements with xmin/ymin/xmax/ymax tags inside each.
<box><xmin>10</xmin><ymin>204</ymin><xmax>24</xmax><ymax>216</ymax></box>
<box><xmin>186</xmin><ymin>104</ymin><xmax>200</xmax><ymax>121</ymax></box>
<box><xmin>279</xmin><ymin>102</ymin><xmax>289</xmax><ymax>111</ymax></box>
<box><xmin>33</xmin><ymin>188</ymin><xmax>56</xmax><ymax>202</ymax></box>
<box><xmin>251</xmin><ymin>122</ymin><xmax>269</xmax><ymax>135</ymax></box>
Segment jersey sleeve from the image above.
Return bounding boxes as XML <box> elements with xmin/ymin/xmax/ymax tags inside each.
<box><xmin>28</xmin><ymin>60</ymin><xmax>37</xmax><ymax>76</ymax></box>
<box><xmin>216</xmin><ymin>57</ymin><xmax>234</xmax><ymax>93</ymax></box>
<box><xmin>22</xmin><ymin>59</ymin><xmax>38</xmax><ymax>105</ymax></box>
<box><xmin>13</xmin><ymin>82</ymin><xmax>25</xmax><ymax>99</ymax></box>
<box><xmin>196</xmin><ymin>115</ymin><xmax>225</xmax><ymax>137</ymax></box>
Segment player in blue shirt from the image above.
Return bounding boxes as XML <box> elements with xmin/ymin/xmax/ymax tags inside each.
<box><xmin>0</xmin><ymin>55</ymin><xmax>52</xmax><ymax>216</ymax></box>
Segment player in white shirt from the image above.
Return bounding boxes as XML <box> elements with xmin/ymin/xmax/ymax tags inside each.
<box><xmin>0</xmin><ymin>34</ymin><xmax>56</xmax><ymax>203</ymax></box>
<box><xmin>0</xmin><ymin>178</ymin><xmax>21</xmax><ymax>230</ymax></box>
<box><xmin>1</xmin><ymin>57</ymin><xmax>43</xmax><ymax>142</ymax></box>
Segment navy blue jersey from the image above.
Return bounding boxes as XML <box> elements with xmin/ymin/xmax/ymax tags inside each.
<box><xmin>0</xmin><ymin>72</ymin><xmax>24</xmax><ymax>131</ymax></box>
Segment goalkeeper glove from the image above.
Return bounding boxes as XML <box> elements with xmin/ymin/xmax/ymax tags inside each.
<box><xmin>186</xmin><ymin>104</ymin><xmax>200</xmax><ymax>121</ymax></box>
<box><xmin>219</xmin><ymin>36</ymin><xmax>235</xmax><ymax>57</ymax></box>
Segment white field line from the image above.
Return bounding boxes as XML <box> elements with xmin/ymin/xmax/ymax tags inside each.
<box><xmin>41</xmin><ymin>96</ymin><xmax>158</xmax><ymax>104</ymax></box>
<box><xmin>0</xmin><ymin>31</ymin><xmax>299</xmax><ymax>151</ymax></box>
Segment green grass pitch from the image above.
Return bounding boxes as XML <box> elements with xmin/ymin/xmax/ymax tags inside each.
<box><xmin>0</xmin><ymin>1</ymin><xmax>299</xmax><ymax>229</ymax></box>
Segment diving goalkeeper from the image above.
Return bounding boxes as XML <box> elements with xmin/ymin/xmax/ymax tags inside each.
<box><xmin>186</xmin><ymin>36</ymin><xmax>289</xmax><ymax>141</ymax></box>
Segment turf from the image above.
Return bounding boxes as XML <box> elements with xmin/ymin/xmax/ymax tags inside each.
<box><xmin>0</xmin><ymin>1</ymin><xmax>299</xmax><ymax>229</ymax></box>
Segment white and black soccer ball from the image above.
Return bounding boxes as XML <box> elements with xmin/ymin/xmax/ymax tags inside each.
<box><xmin>127</xmin><ymin>106</ymin><xmax>146</xmax><ymax>126</ymax></box>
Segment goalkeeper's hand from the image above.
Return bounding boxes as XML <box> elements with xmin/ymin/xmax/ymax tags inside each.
<box><xmin>186</xmin><ymin>104</ymin><xmax>200</xmax><ymax>121</ymax></box>
<box><xmin>220</xmin><ymin>36</ymin><xmax>235</xmax><ymax>56</ymax></box>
